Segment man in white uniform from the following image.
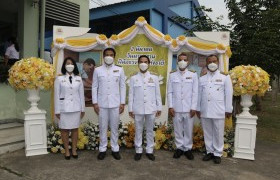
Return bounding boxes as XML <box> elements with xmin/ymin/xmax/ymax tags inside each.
<box><xmin>128</xmin><ymin>55</ymin><xmax>162</xmax><ymax>161</ymax></box>
<box><xmin>92</xmin><ymin>48</ymin><xmax>126</xmax><ymax>160</ymax></box>
<box><xmin>168</xmin><ymin>52</ymin><xmax>198</xmax><ymax>160</ymax></box>
<box><xmin>197</xmin><ymin>54</ymin><xmax>233</xmax><ymax>164</ymax></box>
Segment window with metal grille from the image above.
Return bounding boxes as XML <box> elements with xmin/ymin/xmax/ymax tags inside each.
<box><xmin>45</xmin><ymin>0</ymin><xmax>80</xmax><ymax>26</ymax></box>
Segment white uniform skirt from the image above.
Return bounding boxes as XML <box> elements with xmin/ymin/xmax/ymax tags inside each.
<box><xmin>59</xmin><ymin>112</ymin><xmax>81</xmax><ymax>129</ymax></box>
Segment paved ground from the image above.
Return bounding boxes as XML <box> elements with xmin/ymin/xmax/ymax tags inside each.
<box><xmin>0</xmin><ymin>140</ymin><xmax>279</xmax><ymax>180</ymax></box>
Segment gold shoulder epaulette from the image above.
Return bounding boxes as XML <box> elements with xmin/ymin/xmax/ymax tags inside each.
<box><xmin>188</xmin><ymin>69</ymin><xmax>196</xmax><ymax>73</ymax></box>
<box><xmin>57</xmin><ymin>74</ymin><xmax>63</xmax><ymax>76</ymax></box>
<box><xmin>150</xmin><ymin>71</ymin><xmax>158</xmax><ymax>76</ymax></box>
<box><xmin>115</xmin><ymin>64</ymin><xmax>122</xmax><ymax>67</ymax></box>
<box><xmin>220</xmin><ymin>71</ymin><xmax>229</xmax><ymax>76</ymax></box>
<box><xmin>95</xmin><ymin>64</ymin><xmax>102</xmax><ymax>68</ymax></box>
<box><xmin>200</xmin><ymin>72</ymin><xmax>207</xmax><ymax>77</ymax></box>
<box><xmin>169</xmin><ymin>70</ymin><xmax>176</xmax><ymax>74</ymax></box>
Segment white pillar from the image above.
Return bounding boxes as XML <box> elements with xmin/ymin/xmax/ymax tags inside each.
<box><xmin>233</xmin><ymin>114</ymin><xmax>258</xmax><ymax>160</ymax></box>
<box><xmin>24</xmin><ymin>110</ymin><xmax>48</xmax><ymax>156</ymax></box>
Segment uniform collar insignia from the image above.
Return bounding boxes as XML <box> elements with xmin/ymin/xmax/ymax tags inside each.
<box><xmin>148</xmin><ymin>77</ymin><xmax>154</xmax><ymax>83</ymax></box>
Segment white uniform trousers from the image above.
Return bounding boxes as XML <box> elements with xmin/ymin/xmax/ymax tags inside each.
<box><xmin>173</xmin><ymin>112</ymin><xmax>194</xmax><ymax>151</ymax></box>
<box><xmin>134</xmin><ymin>114</ymin><xmax>155</xmax><ymax>154</ymax></box>
<box><xmin>201</xmin><ymin>118</ymin><xmax>225</xmax><ymax>157</ymax></box>
<box><xmin>99</xmin><ymin>108</ymin><xmax>120</xmax><ymax>152</ymax></box>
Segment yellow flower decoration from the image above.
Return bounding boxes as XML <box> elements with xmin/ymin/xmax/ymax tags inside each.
<box><xmin>178</xmin><ymin>35</ymin><xmax>186</xmax><ymax>41</ymax></box>
<box><xmin>55</xmin><ymin>131</ymin><xmax>61</xmax><ymax>135</ymax></box>
<box><xmin>55</xmin><ymin>38</ymin><xmax>65</xmax><ymax>44</ymax></box>
<box><xmin>58</xmin><ymin>139</ymin><xmax>63</xmax><ymax>145</ymax></box>
<box><xmin>8</xmin><ymin>57</ymin><xmax>55</xmax><ymax>90</ymax></box>
<box><xmin>171</xmin><ymin>39</ymin><xmax>178</xmax><ymax>48</ymax></box>
<box><xmin>110</xmin><ymin>34</ymin><xmax>119</xmax><ymax>41</ymax></box>
<box><xmin>217</xmin><ymin>44</ymin><xmax>226</xmax><ymax>50</ymax></box>
<box><xmin>164</xmin><ymin>34</ymin><xmax>172</xmax><ymax>41</ymax></box>
<box><xmin>51</xmin><ymin>147</ymin><xmax>58</xmax><ymax>153</ymax></box>
<box><xmin>77</xmin><ymin>141</ymin><xmax>85</xmax><ymax>149</ymax></box>
<box><xmin>98</xmin><ymin>34</ymin><xmax>107</xmax><ymax>41</ymax></box>
<box><xmin>229</xmin><ymin>65</ymin><xmax>270</xmax><ymax>96</ymax></box>
<box><xmin>60</xmin><ymin>148</ymin><xmax>65</xmax><ymax>154</ymax></box>
<box><xmin>137</xmin><ymin>16</ymin><xmax>146</xmax><ymax>22</ymax></box>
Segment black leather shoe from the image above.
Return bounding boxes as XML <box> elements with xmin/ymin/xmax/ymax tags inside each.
<box><xmin>72</xmin><ymin>154</ymin><xmax>78</xmax><ymax>159</ymax></box>
<box><xmin>173</xmin><ymin>149</ymin><xmax>184</xmax><ymax>159</ymax></box>
<box><xmin>112</xmin><ymin>151</ymin><xmax>121</xmax><ymax>160</ymax></box>
<box><xmin>65</xmin><ymin>155</ymin><xmax>71</xmax><ymax>160</ymax></box>
<box><xmin>202</xmin><ymin>153</ymin><xmax>214</xmax><ymax>161</ymax></box>
<box><xmin>184</xmin><ymin>150</ymin><xmax>194</xmax><ymax>160</ymax></box>
<box><xmin>134</xmin><ymin>153</ymin><xmax>142</xmax><ymax>161</ymax></box>
<box><xmin>146</xmin><ymin>153</ymin><xmax>155</xmax><ymax>161</ymax></box>
<box><xmin>97</xmin><ymin>152</ymin><xmax>106</xmax><ymax>160</ymax></box>
<box><xmin>213</xmin><ymin>156</ymin><xmax>221</xmax><ymax>164</ymax></box>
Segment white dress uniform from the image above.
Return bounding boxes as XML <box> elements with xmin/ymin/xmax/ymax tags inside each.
<box><xmin>128</xmin><ymin>71</ymin><xmax>162</xmax><ymax>154</ymax></box>
<box><xmin>54</xmin><ymin>74</ymin><xmax>85</xmax><ymax>129</ymax></box>
<box><xmin>167</xmin><ymin>69</ymin><xmax>198</xmax><ymax>151</ymax></box>
<box><xmin>92</xmin><ymin>64</ymin><xmax>126</xmax><ymax>152</ymax></box>
<box><xmin>197</xmin><ymin>70</ymin><xmax>233</xmax><ymax>157</ymax></box>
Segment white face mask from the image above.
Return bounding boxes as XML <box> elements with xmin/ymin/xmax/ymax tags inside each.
<box><xmin>139</xmin><ymin>63</ymin><xmax>149</xmax><ymax>71</ymax></box>
<box><xmin>208</xmin><ymin>63</ymin><xmax>218</xmax><ymax>72</ymax></box>
<box><xmin>104</xmin><ymin>56</ymin><xmax>114</xmax><ymax>65</ymax></box>
<box><xmin>178</xmin><ymin>60</ymin><xmax>188</xmax><ymax>69</ymax></box>
<box><xmin>65</xmin><ymin>64</ymin><xmax>74</xmax><ymax>73</ymax></box>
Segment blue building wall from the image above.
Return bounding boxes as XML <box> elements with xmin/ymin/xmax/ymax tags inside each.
<box><xmin>89</xmin><ymin>0</ymin><xmax>201</xmax><ymax>38</ymax></box>
<box><xmin>150</xmin><ymin>9</ymin><xmax>163</xmax><ymax>32</ymax></box>
<box><xmin>168</xmin><ymin>20</ymin><xmax>186</xmax><ymax>38</ymax></box>
<box><xmin>169</xmin><ymin>2</ymin><xmax>192</xmax><ymax>19</ymax></box>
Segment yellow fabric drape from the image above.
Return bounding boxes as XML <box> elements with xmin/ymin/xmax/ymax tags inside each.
<box><xmin>118</xmin><ymin>25</ymin><xmax>137</xmax><ymax>39</ymax></box>
<box><xmin>146</xmin><ymin>24</ymin><xmax>164</xmax><ymax>38</ymax></box>
<box><xmin>66</xmin><ymin>38</ymin><xmax>97</xmax><ymax>47</ymax></box>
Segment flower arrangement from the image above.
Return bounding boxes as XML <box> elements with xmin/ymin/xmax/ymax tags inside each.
<box><xmin>229</xmin><ymin>65</ymin><xmax>270</xmax><ymax>96</ymax></box>
<box><xmin>192</xmin><ymin>125</ymin><xmax>205</xmax><ymax>151</ymax></box>
<box><xmin>47</xmin><ymin>120</ymin><xmax>235</xmax><ymax>157</ymax></box>
<box><xmin>8</xmin><ymin>57</ymin><xmax>55</xmax><ymax>90</ymax></box>
<box><xmin>47</xmin><ymin>124</ymin><xmax>89</xmax><ymax>153</ymax></box>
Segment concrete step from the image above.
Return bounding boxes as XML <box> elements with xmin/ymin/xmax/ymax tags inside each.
<box><xmin>0</xmin><ymin>122</ymin><xmax>23</xmax><ymax>130</ymax></box>
<box><xmin>0</xmin><ymin>122</ymin><xmax>25</xmax><ymax>155</ymax></box>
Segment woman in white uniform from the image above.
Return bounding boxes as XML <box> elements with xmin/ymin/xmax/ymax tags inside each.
<box><xmin>54</xmin><ymin>57</ymin><xmax>85</xmax><ymax>160</ymax></box>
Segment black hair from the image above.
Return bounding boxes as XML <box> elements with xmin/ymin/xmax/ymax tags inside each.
<box><xmin>84</xmin><ymin>58</ymin><xmax>95</xmax><ymax>66</ymax></box>
<box><xmin>138</xmin><ymin>55</ymin><xmax>151</xmax><ymax>64</ymax></box>
<box><xmin>103</xmin><ymin>48</ymin><xmax>116</xmax><ymax>57</ymax></box>
<box><xmin>178</xmin><ymin>52</ymin><xmax>188</xmax><ymax>59</ymax></box>
<box><xmin>206</xmin><ymin>54</ymin><xmax>219</xmax><ymax>62</ymax></box>
<box><xmin>61</xmin><ymin>57</ymin><xmax>79</xmax><ymax>75</ymax></box>
<box><xmin>8</xmin><ymin>37</ymin><xmax>19</xmax><ymax>52</ymax></box>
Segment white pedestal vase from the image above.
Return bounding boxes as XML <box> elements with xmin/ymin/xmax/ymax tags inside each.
<box><xmin>24</xmin><ymin>89</ymin><xmax>48</xmax><ymax>156</ymax></box>
<box><xmin>233</xmin><ymin>94</ymin><xmax>258</xmax><ymax>160</ymax></box>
